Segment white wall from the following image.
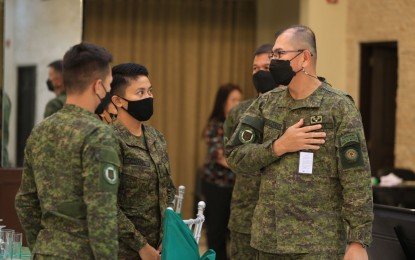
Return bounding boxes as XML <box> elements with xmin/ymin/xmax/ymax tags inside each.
<box><xmin>4</xmin><ymin>0</ymin><xmax>82</xmax><ymax>166</ymax></box>
<box><xmin>299</xmin><ymin>0</ymin><xmax>348</xmax><ymax>94</ymax></box>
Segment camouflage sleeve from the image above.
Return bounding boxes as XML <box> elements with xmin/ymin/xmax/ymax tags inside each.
<box><xmin>225</xmin><ymin>97</ymin><xmax>280</xmax><ymax>173</ymax></box>
<box><xmin>223</xmin><ymin>106</ymin><xmax>238</xmax><ymax>144</ymax></box>
<box><xmin>117</xmin><ymin>208</ymin><xmax>148</xmax><ymax>251</ymax></box>
<box><xmin>15</xmin><ymin>142</ymin><xmax>42</xmax><ymax>250</ymax></box>
<box><xmin>335</xmin><ymin>97</ymin><xmax>373</xmax><ymax>246</ymax></box>
<box><xmin>82</xmin><ymin>128</ymin><xmax>121</xmax><ymax>259</ymax></box>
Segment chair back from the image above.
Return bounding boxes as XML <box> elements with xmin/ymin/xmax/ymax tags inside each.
<box><xmin>183</xmin><ymin>201</ymin><xmax>206</xmax><ymax>244</ymax></box>
<box><xmin>173</xmin><ymin>185</ymin><xmax>185</xmax><ymax>214</ymax></box>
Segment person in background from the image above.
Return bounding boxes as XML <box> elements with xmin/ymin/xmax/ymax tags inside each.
<box><xmin>44</xmin><ymin>60</ymin><xmax>66</xmax><ymax>118</ymax></box>
<box><xmin>225</xmin><ymin>25</ymin><xmax>373</xmax><ymax>259</ymax></box>
<box><xmin>201</xmin><ymin>83</ymin><xmax>242</xmax><ymax>260</ymax></box>
<box><xmin>1</xmin><ymin>90</ymin><xmax>12</xmax><ymax>167</ymax></box>
<box><xmin>223</xmin><ymin>43</ymin><xmax>277</xmax><ymax>260</ymax></box>
<box><xmin>110</xmin><ymin>63</ymin><xmax>176</xmax><ymax>260</ymax></box>
<box><xmin>15</xmin><ymin>42</ymin><xmax>121</xmax><ymax>259</ymax></box>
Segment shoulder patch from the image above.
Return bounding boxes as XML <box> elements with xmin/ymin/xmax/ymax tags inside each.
<box><xmin>104</xmin><ymin>165</ymin><xmax>118</xmax><ymax>184</ymax></box>
<box><xmin>240</xmin><ymin>116</ymin><xmax>264</xmax><ymax>134</ymax></box>
<box><xmin>238</xmin><ymin>126</ymin><xmax>256</xmax><ymax>144</ymax></box>
<box><xmin>339</xmin><ymin>133</ymin><xmax>364</xmax><ymax>169</ymax></box>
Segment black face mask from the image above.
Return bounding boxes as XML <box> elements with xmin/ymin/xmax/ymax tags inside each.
<box><xmin>269</xmin><ymin>51</ymin><xmax>303</xmax><ymax>86</ymax></box>
<box><xmin>95</xmin><ymin>90</ymin><xmax>112</xmax><ymax>115</ymax></box>
<box><xmin>46</xmin><ymin>79</ymin><xmax>54</xmax><ymax>92</ymax></box>
<box><xmin>120</xmin><ymin>97</ymin><xmax>153</xmax><ymax>122</ymax></box>
<box><xmin>252</xmin><ymin>70</ymin><xmax>277</xmax><ymax>93</ymax></box>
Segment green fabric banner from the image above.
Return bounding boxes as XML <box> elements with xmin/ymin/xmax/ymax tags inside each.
<box><xmin>161</xmin><ymin>209</ymin><xmax>215</xmax><ymax>260</ymax></box>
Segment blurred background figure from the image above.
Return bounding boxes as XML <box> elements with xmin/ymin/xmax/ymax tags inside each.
<box><xmin>201</xmin><ymin>83</ymin><xmax>242</xmax><ymax>260</ymax></box>
<box><xmin>0</xmin><ymin>90</ymin><xmax>11</xmax><ymax>167</ymax></box>
<box><xmin>44</xmin><ymin>60</ymin><xmax>66</xmax><ymax>118</ymax></box>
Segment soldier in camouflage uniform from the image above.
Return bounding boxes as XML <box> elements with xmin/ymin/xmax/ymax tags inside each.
<box><xmin>223</xmin><ymin>43</ymin><xmax>277</xmax><ymax>260</ymax></box>
<box><xmin>44</xmin><ymin>60</ymin><xmax>67</xmax><ymax>118</ymax></box>
<box><xmin>225</xmin><ymin>25</ymin><xmax>373</xmax><ymax>259</ymax></box>
<box><xmin>109</xmin><ymin>63</ymin><xmax>176</xmax><ymax>260</ymax></box>
<box><xmin>15</xmin><ymin>42</ymin><xmax>121</xmax><ymax>259</ymax></box>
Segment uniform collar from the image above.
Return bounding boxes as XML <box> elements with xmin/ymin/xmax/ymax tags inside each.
<box><xmin>278</xmin><ymin>82</ymin><xmax>326</xmax><ymax>110</ymax></box>
<box><xmin>111</xmin><ymin>119</ymin><xmax>157</xmax><ymax>149</ymax></box>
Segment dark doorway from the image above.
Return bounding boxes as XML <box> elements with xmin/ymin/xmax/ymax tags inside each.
<box><xmin>359</xmin><ymin>42</ymin><xmax>397</xmax><ymax>177</ymax></box>
<box><xmin>16</xmin><ymin>66</ymin><xmax>36</xmax><ymax>166</ymax></box>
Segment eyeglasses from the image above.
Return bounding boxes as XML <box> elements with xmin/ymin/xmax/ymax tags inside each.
<box><xmin>268</xmin><ymin>49</ymin><xmax>305</xmax><ymax>60</ymax></box>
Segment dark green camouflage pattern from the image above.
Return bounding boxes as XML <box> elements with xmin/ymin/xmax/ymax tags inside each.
<box><xmin>230</xmin><ymin>231</ymin><xmax>257</xmax><ymax>260</ymax></box>
<box><xmin>256</xmin><ymin>251</ymin><xmax>343</xmax><ymax>260</ymax></box>
<box><xmin>43</xmin><ymin>92</ymin><xmax>66</xmax><ymax>118</ymax></box>
<box><xmin>15</xmin><ymin>104</ymin><xmax>121</xmax><ymax>259</ymax></box>
<box><xmin>111</xmin><ymin>119</ymin><xmax>176</xmax><ymax>259</ymax></box>
<box><xmin>225</xmin><ymin>83</ymin><xmax>373</xmax><ymax>254</ymax></box>
<box><xmin>224</xmin><ymin>99</ymin><xmax>261</xmax><ymax>235</ymax></box>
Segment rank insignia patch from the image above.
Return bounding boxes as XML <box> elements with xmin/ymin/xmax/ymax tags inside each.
<box><xmin>310</xmin><ymin>115</ymin><xmax>323</xmax><ymax>124</ymax></box>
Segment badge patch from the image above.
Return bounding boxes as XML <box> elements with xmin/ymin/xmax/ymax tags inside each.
<box><xmin>238</xmin><ymin>127</ymin><xmax>255</xmax><ymax>144</ymax></box>
<box><xmin>104</xmin><ymin>165</ymin><xmax>118</xmax><ymax>185</ymax></box>
<box><xmin>310</xmin><ymin>115</ymin><xmax>323</xmax><ymax>124</ymax></box>
<box><xmin>344</xmin><ymin>148</ymin><xmax>358</xmax><ymax>162</ymax></box>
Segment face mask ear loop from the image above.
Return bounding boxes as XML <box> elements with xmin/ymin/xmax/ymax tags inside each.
<box><xmin>302</xmin><ymin>67</ymin><xmax>319</xmax><ymax>80</ymax></box>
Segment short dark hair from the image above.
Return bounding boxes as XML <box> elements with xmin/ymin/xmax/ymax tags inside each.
<box><xmin>253</xmin><ymin>43</ymin><xmax>273</xmax><ymax>57</ymax></box>
<box><xmin>48</xmin><ymin>60</ymin><xmax>63</xmax><ymax>73</ymax></box>
<box><xmin>208</xmin><ymin>83</ymin><xmax>242</xmax><ymax>123</ymax></box>
<box><xmin>275</xmin><ymin>25</ymin><xmax>317</xmax><ymax>57</ymax></box>
<box><xmin>63</xmin><ymin>42</ymin><xmax>112</xmax><ymax>93</ymax></box>
<box><xmin>110</xmin><ymin>63</ymin><xmax>149</xmax><ymax>97</ymax></box>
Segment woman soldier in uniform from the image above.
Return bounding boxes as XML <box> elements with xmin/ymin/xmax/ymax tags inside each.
<box><xmin>110</xmin><ymin>63</ymin><xmax>176</xmax><ymax>260</ymax></box>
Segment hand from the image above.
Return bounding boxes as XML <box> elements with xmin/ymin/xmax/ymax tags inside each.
<box><xmin>139</xmin><ymin>243</ymin><xmax>161</xmax><ymax>260</ymax></box>
<box><xmin>216</xmin><ymin>149</ymin><xmax>229</xmax><ymax>168</ymax></box>
<box><xmin>272</xmin><ymin>119</ymin><xmax>326</xmax><ymax>156</ymax></box>
<box><xmin>343</xmin><ymin>242</ymin><xmax>368</xmax><ymax>260</ymax></box>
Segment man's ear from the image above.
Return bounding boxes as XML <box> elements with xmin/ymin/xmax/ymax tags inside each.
<box><xmin>93</xmin><ymin>79</ymin><xmax>103</xmax><ymax>94</ymax></box>
<box><xmin>111</xmin><ymin>95</ymin><xmax>123</xmax><ymax>108</ymax></box>
<box><xmin>302</xmin><ymin>50</ymin><xmax>313</xmax><ymax>67</ymax></box>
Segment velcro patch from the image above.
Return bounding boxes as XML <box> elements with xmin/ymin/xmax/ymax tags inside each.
<box><xmin>340</xmin><ymin>133</ymin><xmax>359</xmax><ymax>147</ymax></box>
<box><xmin>264</xmin><ymin>119</ymin><xmax>282</xmax><ymax>130</ymax></box>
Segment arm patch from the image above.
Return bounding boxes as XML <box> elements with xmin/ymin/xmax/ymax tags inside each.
<box><xmin>96</xmin><ymin>148</ymin><xmax>121</xmax><ymax>192</ymax></box>
<box><xmin>339</xmin><ymin>133</ymin><xmax>364</xmax><ymax>169</ymax></box>
<box><xmin>229</xmin><ymin>116</ymin><xmax>264</xmax><ymax>146</ymax></box>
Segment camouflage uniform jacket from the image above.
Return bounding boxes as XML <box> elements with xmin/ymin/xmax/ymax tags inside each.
<box><xmin>15</xmin><ymin>104</ymin><xmax>121</xmax><ymax>259</ymax></box>
<box><xmin>225</xmin><ymin>83</ymin><xmax>373</xmax><ymax>254</ymax></box>
<box><xmin>44</xmin><ymin>92</ymin><xmax>66</xmax><ymax>118</ymax></box>
<box><xmin>224</xmin><ymin>99</ymin><xmax>261</xmax><ymax>234</ymax></box>
<box><xmin>111</xmin><ymin>119</ymin><xmax>176</xmax><ymax>258</ymax></box>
